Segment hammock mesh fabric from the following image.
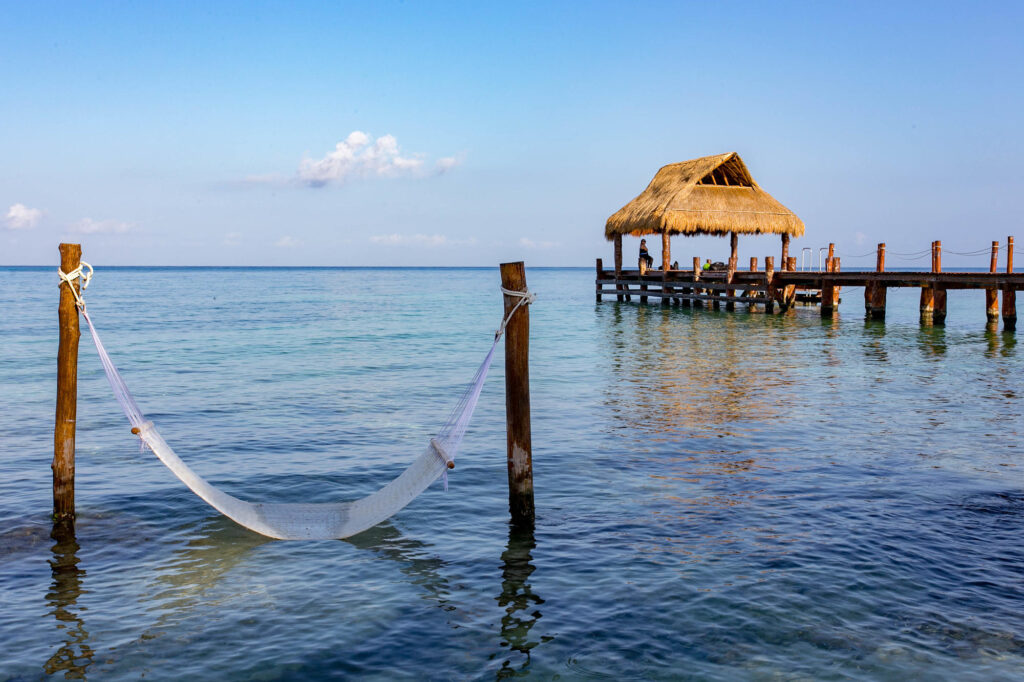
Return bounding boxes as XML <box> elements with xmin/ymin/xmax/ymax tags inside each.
<box><xmin>82</xmin><ymin>309</ymin><xmax>498</xmax><ymax>540</ymax></box>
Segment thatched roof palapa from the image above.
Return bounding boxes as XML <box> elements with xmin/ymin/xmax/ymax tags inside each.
<box><xmin>605</xmin><ymin>152</ymin><xmax>804</xmax><ymax>240</ymax></box>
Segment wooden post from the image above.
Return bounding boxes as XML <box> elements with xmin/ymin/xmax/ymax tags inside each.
<box><xmin>500</xmin><ymin>262</ymin><xmax>534</xmax><ymax>524</ymax></box>
<box><xmin>781</xmin><ymin>233</ymin><xmax>790</xmax><ymax>271</ymax></box>
<box><xmin>933</xmin><ymin>241</ymin><xmax>946</xmax><ymax>324</ymax></box>
<box><xmin>750</xmin><ymin>257</ymin><xmax>757</xmax><ymax>272</ymax></box>
<box><xmin>595</xmin><ymin>258</ymin><xmax>603</xmax><ymax>302</ymax></box>
<box><xmin>692</xmin><ymin>256</ymin><xmax>702</xmax><ymax>308</ymax></box>
<box><xmin>783</xmin><ymin>256</ymin><xmax>797</xmax><ymax>310</ymax></box>
<box><xmin>987</xmin><ymin>241</ymin><xmax>1000</xmax><ymax>322</ymax></box>
<box><xmin>1004</xmin><ymin>236</ymin><xmax>1016</xmax><ymax>331</ymax></box>
<box><xmin>920</xmin><ymin>241</ymin><xmax>935</xmax><ymax>323</ymax></box>
<box><xmin>613</xmin><ymin>234</ymin><xmax>624</xmax><ymax>302</ymax></box>
<box><xmin>661</xmin><ymin>230</ymin><xmax>670</xmax><ymax>272</ymax></box>
<box><xmin>826</xmin><ymin>243</ymin><xmax>835</xmax><ymax>272</ymax></box>
<box><xmin>765</xmin><ymin>256</ymin><xmax>775</xmax><ymax>313</ymax></box>
<box><xmin>870</xmin><ymin>243</ymin><xmax>887</xmax><ymax>320</ymax></box>
<box><xmin>821</xmin><ymin>250</ymin><xmax>834</xmax><ymax>317</ymax></box>
<box><xmin>724</xmin><ymin>231</ymin><xmax>738</xmax><ymax>310</ymax></box>
<box><xmin>54</xmin><ymin>243</ymin><xmax>82</xmax><ymax>524</ymax></box>
<box><xmin>832</xmin><ymin>257</ymin><xmax>841</xmax><ymax>308</ymax></box>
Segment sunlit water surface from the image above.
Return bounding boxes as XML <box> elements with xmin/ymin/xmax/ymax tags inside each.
<box><xmin>1</xmin><ymin>267</ymin><xmax>1022</xmax><ymax>680</ymax></box>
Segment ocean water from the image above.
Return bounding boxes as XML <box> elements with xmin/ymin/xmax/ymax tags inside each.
<box><xmin>1</xmin><ymin>266</ymin><xmax>1022</xmax><ymax>681</ymax></box>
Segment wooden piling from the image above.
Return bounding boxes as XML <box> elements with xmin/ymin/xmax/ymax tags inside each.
<box><xmin>870</xmin><ymin>243</ymin><xmax>887</xmax><ymax>320</ymax></box>
<box><xmin>765</xmin><ymin>256</ymin><xmax>775</xmax><ymax>313</ymax></box>
<box><xmin>54</xmin><ymin>243</ymin><xmax>82</xmax><ymax>524</ymax></box>
<box><xmin>750</xmin><ymin>257</ymin><xmax>757</xmax><ymax>272</ymax></box>
<box><xmin>782</xmin><ymin>256</ymin><xmax>797</xmax><ymax>310</ymax></box>
<box><xmin>500</xmin><ymin>262</ymin><xmax>535</xmax><ymax>524</ymax></box>
<box><xmin>832</xmin><ymin>257</ymin><xmax>841</xmax><ymax>308</ymax></box>
<box><xmin>987</xmin><ymin>241</ymin><xmax>1000</xmax><ymax>322</ymax></box>
<box><xmin>781</xmin><ymin>233</ymin><xmax>790</xmax><ymax>272</ymax></box>
<box><xmin>821</xmin><ymin>250</ymin><xmax>835</xmax><ymax>317</ymax></box>
<box><xmin>595</xmin><ymin>258</ymin><xmax>603</xmax><ymax>302</ymax></box>
<box><xmin>661</xmin><ymin>230</ymin><xmax>670</xmax><ymax>272</ymax></box>
<box><xmin>1004</xmin><ymin>237</ymin><xmax>1016</xmax><ymax>331</ymax></box>
<box><xmin>920</xmin><ymin>241</ymin><xmax>935</xmax><ymax>323</ymax></box>
<box><xmin>692</xmin><ymin>257</ymin><xmax>703</xmax><ymax>308</ymax></box>
<box><xmin>613</xmin><ymin>234</ymin><xmax>624</xmax><ymax>302</ymax></box>
<box><xmin>726</xmin><ymin>232</ymin><xmax>738</xmax><ymax>310</ymax></box>
<box><xmin>933</xmin><ymin>241</ymin><xmax>946</xmax><ymax>324</ymax></box>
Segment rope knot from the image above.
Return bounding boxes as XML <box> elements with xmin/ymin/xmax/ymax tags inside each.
<box><xmin>495</xmin><ymin>286</ymin><xmax>536</xmax><ymax>339</ymax></box>
<box><xmin>57</xmin><ymin>262</ymin><xmax>93</xmax><ymax>310</ymax></box>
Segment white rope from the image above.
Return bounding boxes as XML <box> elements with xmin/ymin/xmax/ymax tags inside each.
<box><xmin>57</xmin><ymin>262</ymin><xmax>93</xmax><ymax>310</ymax></box>
<box><xmin>496</xmin><ymin>286</ymin><xmax>536</xmax><ymax>339</ymax></box>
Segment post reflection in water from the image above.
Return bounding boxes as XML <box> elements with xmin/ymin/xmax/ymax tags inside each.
<box><xmin>44</xmin><ymin>521</ymin><xmax>94</xmax><ymax>679</ymax></box>
<box><xmin>492</xmin><ymin>522</ymin><xmax>547</xmax><ymax>679</ymax></box>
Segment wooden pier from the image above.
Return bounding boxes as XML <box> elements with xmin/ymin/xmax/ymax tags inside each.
<box><xmin>596</xmin><ymin>239</ymin><xmax>1023</xmax><ymax>330</ymax></box>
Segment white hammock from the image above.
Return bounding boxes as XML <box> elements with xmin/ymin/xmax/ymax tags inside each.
<box><xmin>80</xmin><ymin>308</ymin><xmax>502</xmax><ymax>540</ymax></box>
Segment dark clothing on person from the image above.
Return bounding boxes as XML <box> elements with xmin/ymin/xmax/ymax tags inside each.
<box><xmin>639</xmin><ymin>245</ymin><xmax>655</xmax><ymax>268</ymax></box>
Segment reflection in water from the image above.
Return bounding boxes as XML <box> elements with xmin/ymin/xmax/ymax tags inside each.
<box><xmin>492</xmin><ymin>522</ymin><xmax>546</xmax><ymax>679</ymax></box>
<box><xmin>44</xmin><ymin>521</ymin><xmax>93</xmax><ymax>679</ymax></box>
<box><xmin>862</xmin><ymin>318</ymin><xmax>889</xmax><ymax>364</ymax></box>
<box><xmin>917</xmin><ymin>325</ymin><xmax>947</xmax><ymax>358</ymax></box>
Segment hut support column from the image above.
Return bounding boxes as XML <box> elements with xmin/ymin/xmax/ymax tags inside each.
<box><xmin>54</xmin><ymin>243</ymin><xmax>82</xmax><ymax>524</ymax></box>
<box><xmin>613</xmin><ymin>235</ymin><xmax>624</xmax><ymax>302</ymax></box>
<box><xmin>500</xmin><ymin>262</ymin><xmax>534</xmax><ymax>524</ymax></box>
<box><xmin>765</xmin><ymin>257</ymin><xmax>775</xmax><ymax>313</ymax></box>
<box><xmin>870</xmin><ymin>243</ymin><xmax>887</xmax><ymax>320</ymax></box>
<box><xmin>986</xmin><ymin>241</ymin><xmax>1000</xmax><ymax>323</ymax></box>
<box><xmin>661</xmin><ymin>230</ymin><xmax>670</xmax><ymax>272</ymax></box>
<box><xmin>933</xmin><ymin>242</ymin><xmax>946</xmax><ymax>324</ymax></box>
<box><xmin>1003</xmin><ymin>236</ymin><xmax>1016</xmax><ymax>331</ymax></box>
<box><xmin>920</xmin><ymin>241</ymin><xmax>935</xmax><ymax>324</ymax></box>
<box><xmin>781</xmin><ymin>234</ymin><xmax>790</xmax><ymax>272</ymax></box>
<box><xmin>726</xmin><ymin>231</ymin><xmax>738</xmax><ymax>311</ymax></box>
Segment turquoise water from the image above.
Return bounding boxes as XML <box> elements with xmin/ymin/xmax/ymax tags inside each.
<box><xmin>1</xmin><ymin>266</ymin><xmax>1022</xmax><ymax>680</ymax></box>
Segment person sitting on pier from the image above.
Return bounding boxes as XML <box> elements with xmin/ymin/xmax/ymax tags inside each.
<box><xmin>639</xmin><ymin>239</ymin><xmax>655</xmax><ymax>270</ymax></box>
<box><xmin>702</xmin><ymin>259</ymin><xmax>712</xmax><ymax>271</ymax></box>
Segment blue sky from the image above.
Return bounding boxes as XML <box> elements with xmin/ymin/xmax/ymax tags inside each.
<box><xmin>2</xmin><ymin>1</ymin><xmax>1022</xmax><ymax>267</ymax></box>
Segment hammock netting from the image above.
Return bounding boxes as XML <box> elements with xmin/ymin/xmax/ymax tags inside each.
<box><xmin>81</xmin><ymin>309</ymin><xmax>499</xmax><ymax>540</ymax></box>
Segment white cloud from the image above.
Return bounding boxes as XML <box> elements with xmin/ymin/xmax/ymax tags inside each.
<box><xmin>275</xmin><ymin>235</ymin><xmax>302</xmax><ymax>248</ymax></box>
<box><xmin>4</xmin><ymin>203</ymin><xmax>43</xmax><ymax>230</ymax></box>
<box><xmin>73</xmin><ymin>218</ymin><xmax>134</xmax><ymax>234</ymax></box>
<box><xmin>224</xmin><ymin>231</ymin><xmax>242</xmax><ymax>246</ymax></box>
<box><xmin>519</xmin><ymin>237</ymin><xmax>560</xmax><ymax>250</ymax></box>
<box><xmin>296</xmin><ymin>131</ymin><xmax>454</xmax><ymax>187</ymax></box>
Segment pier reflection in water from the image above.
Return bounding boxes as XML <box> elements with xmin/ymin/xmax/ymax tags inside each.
<box><xmin>44</xmin><ymin>522</ymin><xmax>93</xmax><ymax>679</ymax></box>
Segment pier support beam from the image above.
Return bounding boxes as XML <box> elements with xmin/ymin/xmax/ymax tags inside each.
<box><xmin>870</xmin><ymin>243</ymin><xmax>887</xmax><ymax>320</ymax></box>
<box><xmin>595</xmin><ymin>258</ymin><xmax>603</xmax><ymax>302</ymax></box>
<box><xmin>726</xmin><ymin>231</ymin><xmax>738</xmax><ymax>311</ymax></box>
<box><xmin>661</xmin><ymin>230</ymin><xmax>671</xmax><ymax>272</ymax></box>
<box><xmin>920</xmin><ymin>241</ymin><xmax>935</xmax><ymax>324</ymax></box>
<box><xmin>500</xmin><ymin>262</ymin><xmax>535</xmax><ymax>525</ymax></box>
<box><xmin>1004</xmin><ymin>236</ymin><xmax>1016</xmax><ymax>331</ymax></box>
<box><xmin>933</xmin><ymin>241</ymin><xmax>946</xmax><ymax>325</ymax></box>
<box><xmin>781</xmin><ymin>233</ymin><xmax>790</xmax><ymax>273</ymax></box>
<box><xmin>613</xmin><ymin>234</ymin><xmax>624</xmax><ymax>302</ymax></box>
<box><xmin>54</xmin><ymin>243</ymin><xmax>82</xmax><ymax>525</ymax></box>
<box><xmin>987</xmin><ymin>241</ymin><xmax>1000</xmax><ymax>323</ymax></box>
<box><xmin>692</xmin><ymin>257</ymin><xmax>702</xmax><ymax>309</ymax></box>
<box><xmin>765</xmin><ymin>256</ymin><xmax>775</xmax><ymax>313</ymax></box>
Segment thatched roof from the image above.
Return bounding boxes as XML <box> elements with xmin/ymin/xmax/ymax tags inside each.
<box><xmin>605</xmin><ymin>152</ymin><xmax>804</xmax><ymax>240</ymax></box>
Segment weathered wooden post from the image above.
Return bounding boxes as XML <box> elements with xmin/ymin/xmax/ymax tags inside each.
<box><xmin>692</xmin><ymin>256</ymin><xmax>702</xmax><ymax>309</ymax></box>
<box><xmin>781</xmin><ymin>256</ymin><xmax>797</xmax><ymax>311</ymax></box>
<box><xmin>920</xmin><ymin>241</ymin><xmax>935</xmax><ymax>324</ymax></box>
<box><xmin>987</xmin><ymin>241</ymin><xmax>1000</xmax><ymax>323</ymax></box>
<box><xmin>765</xmin><ymin>256</ymin><xmax>775</xmax><ymax>313</ymax></box>
<box><xmin>750</xmin><ymin>257</ymin><xmax>757</xmax><ymax>272</ymax></box>
<box><xmin>613</xmin><ymin>234</ymin><xmax>624</xmax><ymax>302</ymax></box>
<box><xmin>832</xmin><ymin>257</ymin><xmax>842</xmax><ymax>308</ymax></box>
<box><xmin>54</xmin><ymin>243</ymin><xmax>82</xmax><ymax>524</ymax></box>
<box><xmin>500</xmin><ymin>262</ymin><xmax>534</xmax><ymax>524</ymax></box>
<box><xmin>661</xmin><ymin>230</ymin><xmax>670</xmax><ymax>272</ymax></box>
<box><xmin>933</xmin><ymin>241</ymin><xmax>946</xmax><ymax>324</ymax></box>
<box><xmin>870</xmin><ymin>243</ymin><xmax>887</xmax><ymax>320</ymax></box>
<box><xmin>595</xmin><ymin>258</ymin><xmax>603</xmax><ymax>302</ymax></box>
<box><xmin>781</xmin><ymin>233</ymin><xmax>790</xmax><ymax>272</ymax></box>
<box><xmin>726</xmin><ymin>231</ymin><xmax>738</xmax><ymax>311</ymax></box>
<box><xmin>1003</xmin><ymin>236</ymin><xmax>1016</xmax><ymax>331</ymax></box>
<box><xmin>821</xmin><ymin>249</ymin><xmax>835</xmax><ymax>317</ymax></box>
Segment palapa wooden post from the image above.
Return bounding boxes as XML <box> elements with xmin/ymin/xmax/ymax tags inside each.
<box><xmin>920</xmin><ymin>241</ymin><xmax>935</xmax><ymax>323</ymax></box>
<box><xmin>726</xmin><ymin>231</ymin><xmax>738</xmax><ymax>311</ymax></box>
<box><xmin>595</xmin><ymin>258</ymin><xmax>603</xmax><ymax>302</ymax></box>
<box><xmin>613</xmin><ymin>234</ymin><xmax>624</xmax><ymax>302</ymax></box>
<box><xmin>661</xmin><ymin>230</ymin><xmax>670</xmax><ymax>272</ymax></box>
<box><xmin>500</xmin><ymin>262</ymin><xmax>535</xmax><ymax>524</ymax></box>
<box><xmin>987</xmin><ymin>241</ymin><xmax>1000</xmax><ymax>323</ymax></box>
<box><xmin>781</xmin><ymin>234</ymin><xmax>790</xmax><ymax>272</ymax></box>
<box><xmin>933</xmin><ymin>241</ymin><xmax>946</xmax><ymax>324</ymax></box>
<box><xmin>764</xmin><ymin>256</ymin><xmax>775</xmax><ymax>313</ymax></box>
<box><xmin>1003</xmin><ymin>236</ymin><xmax>1016</xmax><ymax>331</ymax></box>
<box><xmin>692</xmin><ymin>256</ymin><xmax>702</xmax><ymax>308</ymax></box>
<box><xmin>54</xmin><ymin>243</ymin><xmax>82</xmax><ymax>524</ymax></box>
<box><xmin>870</xmin><ymin>243</ymin><xmax>887</xmax><ymax>320</ymax></box>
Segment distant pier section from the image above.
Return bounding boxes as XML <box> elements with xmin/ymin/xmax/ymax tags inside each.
<box><xmin>598</xmin><ymin>153</ymin><xmax>1022</xmax><ymax>329</ymax></box>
